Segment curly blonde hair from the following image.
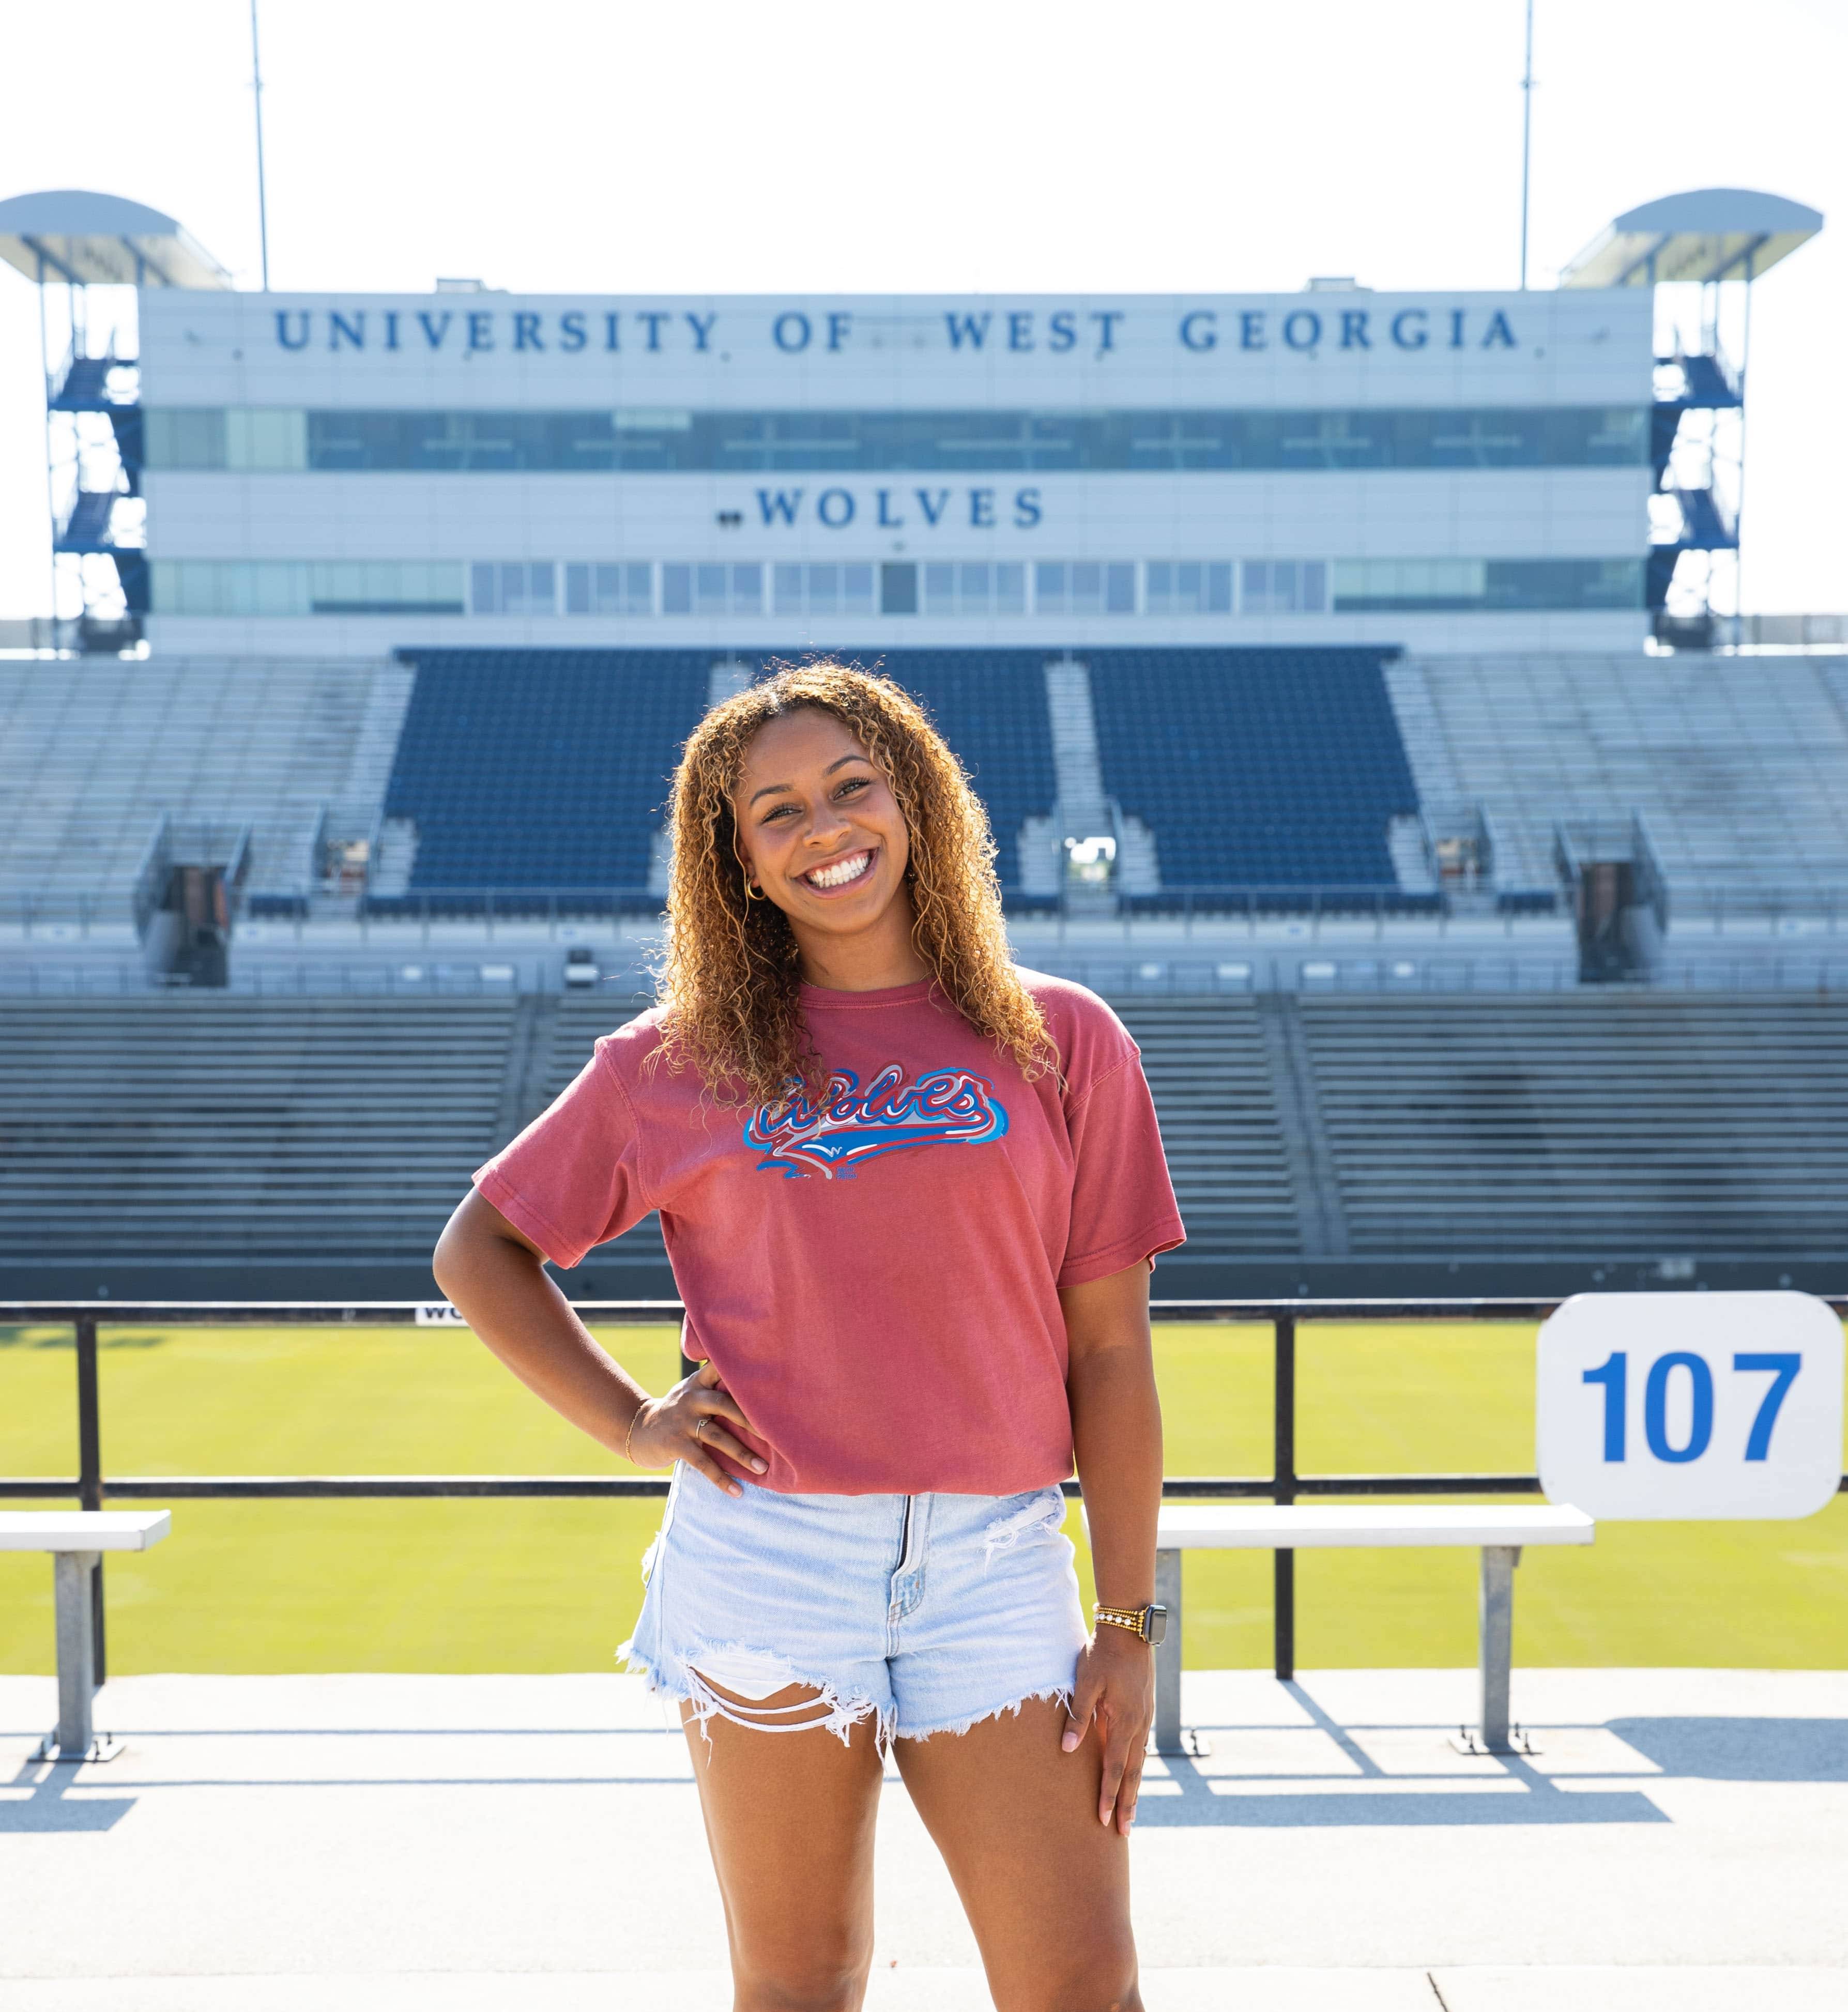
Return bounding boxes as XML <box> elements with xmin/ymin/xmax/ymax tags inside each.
<box><xmin>653</xmin><ymin>659</ymin><xmax>1052</xmax><ymax>1105</ymax></box>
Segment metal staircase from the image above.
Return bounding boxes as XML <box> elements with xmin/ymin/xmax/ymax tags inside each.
<box><xmin>54</xmin><ymin>489</ymin><xmax>120</xmax><ymax>552</ymax></box>
<box><xmin>43</xmin><ymin>337</ymin><xmax>147</xmax><ymax>633</ymax></box>
<box><xmin>1649</xmin><ymin>343</ymin><xmax>1745</xmax><ymax>637</ymax></box>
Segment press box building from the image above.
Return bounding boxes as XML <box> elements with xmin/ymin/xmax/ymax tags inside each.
<box><xmin>128</xmin><ymin>281</ymin><xmax>1660</xmax><ymax>658</ymax></box>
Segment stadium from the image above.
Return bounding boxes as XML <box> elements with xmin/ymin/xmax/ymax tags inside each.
<box><xmin>0</xmin><ymin>183</ymin><xmax>1843</xmax><ymax>1304</ymax></box>
<box><xmin>2</xmin><ymin>146</ymin><xmax>1847</xmax><ymax>2009</ymax></box>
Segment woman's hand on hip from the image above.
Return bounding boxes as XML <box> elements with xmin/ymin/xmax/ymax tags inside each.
<box><xmin>1062</xmin><ymin>1622</ymin><xmax>1155</xmax><ymax>1834</ymax></box>
<box><xmin>627</xmin><ymin>1359</ymin><xmax>768</xmax><ymax>1495</ymax></box>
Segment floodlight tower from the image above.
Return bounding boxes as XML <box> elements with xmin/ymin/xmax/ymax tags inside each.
<box><xmin>0</xmin><ymin>190</ymin><xmax>232</xmax><ymax>652</ymax></box>
<box><xmin>1560</xmin><ymin>188</ymin><xmax>1823</xmax><ymax>647</ymax></box>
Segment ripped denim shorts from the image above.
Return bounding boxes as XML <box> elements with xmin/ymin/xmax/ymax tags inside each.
<box><xmin>620</xmin><ymin>1464</ymin><xmax>1089</xmax><ymax>1745</ymax></box>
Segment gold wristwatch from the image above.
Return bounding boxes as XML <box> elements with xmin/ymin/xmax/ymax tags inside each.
<box><xmin>1094</xmin><ymin>1601</ymin><xmax>1167</xmax><ymax>1646</ymax></box>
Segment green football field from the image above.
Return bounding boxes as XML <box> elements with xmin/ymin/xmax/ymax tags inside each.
<box><xmin>2</xmin><ymin>1317</ymin><xmax>1843</xmax><ymax>1674</ymax></box>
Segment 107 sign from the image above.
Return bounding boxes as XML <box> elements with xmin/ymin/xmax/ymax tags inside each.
<box><xmin>1537</xmin><ymin>1293</ymin><xmax>1844</xmax><ymax>1520</ymax></box>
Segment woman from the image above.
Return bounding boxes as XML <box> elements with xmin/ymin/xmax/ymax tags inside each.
<box><xmin>433</xmin><ymin>661</ymin><xmax>1183</xmax><ymax>2012</ymax></box>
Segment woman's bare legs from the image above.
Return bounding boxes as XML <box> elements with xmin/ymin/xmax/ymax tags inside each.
<box><xmin>896</xmin><ymin>1696</ymin><xmax>1140</xmax><ymax>2012</ymax></box>
<box><xmin>686</xmin><ymin>1681</ymin><xmax>1139</xmax><ymax>2012</ymax></box>
<box><xmin>683</xmin><ymin>1680</ymin><xmax>885</xmax><ymax>2012</ymax></box>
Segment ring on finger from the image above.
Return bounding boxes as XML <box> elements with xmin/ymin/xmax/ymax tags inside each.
<box><xmin>693</xmin><ymin>1416</ymin><xmax>708</xmax><ymax>1444</ymax></box>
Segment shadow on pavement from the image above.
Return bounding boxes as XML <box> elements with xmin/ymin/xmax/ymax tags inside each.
<box><xmin>1135</xmin><ymin>1760</ymin><xmax>1667</xmax><ymax>1827</ymax></box>
<box><xmin>1608</xmin><ymin>1717</ymin><xmax>1848</xmax><ymax>1783</ymax></box>
<box><xmin>1137</xmin><ymin>1682</ymin><xmax>1669</xmax><ymax>1826</ymax></box>
<box><xmin>1</xmin><ymin>1758</ymin><xmax>136</xmax><ymax>1832</ymax></box>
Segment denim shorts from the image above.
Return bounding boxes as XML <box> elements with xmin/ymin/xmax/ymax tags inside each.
<box><xmin>620</xmin><ymin>1464</ymin><xmax>1089</xmax><ymax>1744</ymax></box>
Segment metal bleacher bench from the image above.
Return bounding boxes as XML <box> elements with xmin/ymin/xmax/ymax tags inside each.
<box><xmin>2</xmin><ymin>1511</ymin><xmax>171</xmax><ymax>1763</ymax></box>
<box><xmin>1149</xmin><ymin>1503</ymin><xmax>1595</xmax><ymax>1756</ymax></box>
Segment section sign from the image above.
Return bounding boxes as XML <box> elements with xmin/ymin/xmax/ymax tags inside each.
<box><xmin>1537</xmin><ymin>1292</ymin><xmax>1843</xmax><ymax>1520</ymax></box>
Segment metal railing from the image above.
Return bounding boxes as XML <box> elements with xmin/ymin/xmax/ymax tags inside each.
<box><xmin>236</xmin><ymin>884</ymin><xmax>1470</xmax><ymax>929</ymax></box>
<box><xmin>14</xmin><ymin>878</ymin><xmax>1848</xmax><ymax>944</ymax></box>
<box><xmin>5</xmin><ymin>1296</ymin><xmax>1844</xmax><ymax>1693</ymax></box>
<box><xmin>7</xmin><ymin>953</ymin><xmax>1848</xmax><ymax>1002</ymax></box>
<box><xmin>1711</xmin><ymin>612</ymin><xmax>1848</xmax><ymax>651</ymax></box>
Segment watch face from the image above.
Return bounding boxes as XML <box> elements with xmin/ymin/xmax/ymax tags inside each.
<box><xmin>1145</xmin><ymin>1604</ymin><xmax>1168</xmax><ymax>1647</ymax></box>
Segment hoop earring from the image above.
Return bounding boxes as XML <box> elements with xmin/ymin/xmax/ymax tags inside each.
<box><xmin>741</xmin><ymin>867</ymin><xmax>765</xmax><ymax>903</ymax></box>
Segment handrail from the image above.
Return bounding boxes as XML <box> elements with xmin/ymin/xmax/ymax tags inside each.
<box><xmin>129</xmin><ymin>812</ymin><xmax>172</xmax><ymax>942</ymax></box>
<box><xmin>3</xmin><ymin>1297</ymin><xmax>1844</xmax><ymax>1688</ymax></box>
<box><xmin>279</xmin><ymin>883</ymin><xmax>1489</xmax><ymax>922</ymax></box>
<box><xmin>30</xmin><ymin>880</ymin><xmax>1848</xmax><ymax>931</ymax></box>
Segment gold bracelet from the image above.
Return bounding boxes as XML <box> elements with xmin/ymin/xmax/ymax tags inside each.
<box><xmin>623</xmin><ymin>1407</ymin><xmax>647</xmax><ymax>1467</ymax></box>
<box><xmin>1094</xmin><ymin>1601</ymin><xmax>1163</xmax><ymax>1644</ymax></box>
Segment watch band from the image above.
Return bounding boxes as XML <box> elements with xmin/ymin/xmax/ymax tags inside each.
<box><xmin>1094</xmin><ymin>1601</ymin><xmax>1165</xmax><ymax>1644</ymax></box>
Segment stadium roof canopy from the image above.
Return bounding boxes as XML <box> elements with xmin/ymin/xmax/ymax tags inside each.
<box><xmin>1560</xmin><ymin>188</ymin><xmax>1823</xmax><ymax>288</ymax></box>
<box><xmin>0</xmin><ymin>189</ymin><xmax>232</xmax><ymax>289</ymax></box>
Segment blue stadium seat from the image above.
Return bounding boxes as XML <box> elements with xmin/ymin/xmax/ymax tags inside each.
<box><xmin>382</xmin><ymin>649</ymin><xmax>712</xmax><ymax>902</ymax></box>
<box><xmin>380</xmin><ymin>648</ymin><xmax>1057</xmax><ymax>901</ymax></box>
<box><xmin>820</xmin><ymin>651</ymin><xmax>1056</xmax><ymax>883</ymax></box>
<box><xmin>1087</xmin><ymin>648</ymin><xmax>1418</xmax><ymax>889</ymax></box>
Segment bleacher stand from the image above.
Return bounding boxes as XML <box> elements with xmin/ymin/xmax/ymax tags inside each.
<box><xmin>1387</xmin><ymin>653</ymin><xmax>1848</xmax><ymax>910</ymax></box>
<box><xmin>380</xmin><ymin>650</ymin><xmax>712</xmax><ymax>907</ymax></box>
<box><xmin>379</xmin><ymin>648</ymin><xmax>1058</xmax><ymax>907</ymax></box>
<box><xmin>844</xmin><ymin>650</ymin><xmax>1058</xmax><ymax>889</ymax></box>
<box><xmin>7</xmin><ymin>639</ymin><xmax>1848</xmax><ymax>1297</ymax></box>
<box><xmin>1110</xmin><ymin>998</ymin><xmax>1301</xmax><ymax>1260</ymax></box>
<box><xmin>1086</xmin><ymin>648</ymin><xmax>1421</xmax><ymax>896</ymax></box>
<box><xmin>0</xmin><ymin>996</ymin><xmax>515</xmax><ymax>1293</ymax></box>
<box><xmin>0</xmin><ymin>655</ymin><xmax>413</xmax><ymax>909</ymax></box>
<box><xmin>1295</xmin><ymin>993</ymin><xmax>1848</xmax><ymax>1265</ymax></box>
<box><xmin>7</xmin><ymin>982</ymin><xmax>1844</xmax><ymax>1297</ymax></box>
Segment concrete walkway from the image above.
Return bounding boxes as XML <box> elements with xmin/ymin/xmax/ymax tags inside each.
<box><xmin>4</xmin><ymin>1668</ymin><xmax>1845</xmax><ymax>2008</ymax></box>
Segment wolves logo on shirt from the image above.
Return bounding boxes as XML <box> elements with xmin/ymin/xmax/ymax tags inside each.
<box><xmin>743</xmin><ymin>1064</ymin><xmax>1009</xmax><ymax>1178</ymax></box>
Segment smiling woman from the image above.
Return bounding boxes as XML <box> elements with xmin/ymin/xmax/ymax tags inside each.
<box><xmin>656</xmin><ymin>662</ymin><xmax>1051</xmax><ymax>1105</ymax></box>
<box><xmin>430</xmin><ymin>659</ymin><xmax>1185</xmax><ymax>2012</ymax></box>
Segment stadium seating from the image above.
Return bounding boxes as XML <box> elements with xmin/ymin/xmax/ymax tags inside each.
<box><xmin>536</xmin><ymin>989</ymin><xmax>668</xmax><ymax>1265</ymax></box>
<box><xmin>1110</xmin><ymin>997</ymin><xmax>1302</xmax><ymax>1258</ymax></box>
<box><xmin>417</xmin><ymin>989</ymin><xmax>1290</xmax><ymax>1269</ymax></box>
<box><xmin>4</xmin><ymin>988</ymin><xmax>1846</xmax><ymax>1293</ymax></box>
<box><xmin>383</xmin><ymin>650</ymin><xmax>711</xmax><ymax>898</ymax></box>
<box><xmin>0</xmin><ymin>656</ymin><xmax>413</xmax><ymax>906</ymax></box>
<box><xmin>833</xmin><ymin>650</ymin><xmax>1058</xmax><ymax>885</ymax></box>
<box><xmin>382</xmin><ymin>647</ymin><xmax>1058</xmax><ymax>900</ymax></box>
<box><xmin>0</xmin><ymin>996</ymin><xmax>513</xmax><ymax>1277</ymax></box>
<box><xmin>1388</xmin><ymin>654</ymin><xmax>1848</xmax><ymax>907</ymax></box>
<box><xmin>1086</xmin><ymin>648</ymin><xmax>1419</xmax><ymax>888</ymax></box>
<box><xmin>1296</xmin><ymin>993</ymin><xmax>1848</xmax><ymax>1258</ymax></box>
<box><xmin>454</xmin><ymin>988</ymin><xmax>1301</xmax><ymax>1272</ymax></box>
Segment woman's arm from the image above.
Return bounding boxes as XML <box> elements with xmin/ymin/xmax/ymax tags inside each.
<box><xmin>1059</xmin><ymin>1257</ymin><xmax>1163</xmax><ymax>1835</ymax></box>
<box><xmin>431</xmin><ymin>1187</ymin><xmax>766</xmax><ymax>1493</ymax></box>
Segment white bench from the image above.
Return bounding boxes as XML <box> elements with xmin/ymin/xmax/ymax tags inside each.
<box><xmin>1</xmin><ymin>1511</ymin><xmax>172</xmax><ymax>1762</ymax></box>
<box><xmin>1148</xmin><ymin>1504</ymin><xmax>1595</xmax><ymax>1755</ymax></box>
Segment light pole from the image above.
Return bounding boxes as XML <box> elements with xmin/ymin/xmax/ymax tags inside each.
<box><xmin>1519</xmin><ymin>0</ymin><xmax>1535</xmax><ymax>289</ymax></box>
<box><xmin>251</xmin><ymin>0</ymin><xmax>271</xmax><ymax>291</ymax></box>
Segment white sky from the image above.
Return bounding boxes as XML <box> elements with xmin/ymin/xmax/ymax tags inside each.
<box><xmin>2</xmin><ymin>0</ymin><xmax>1841</xmax><ymax>616</ymax></box>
